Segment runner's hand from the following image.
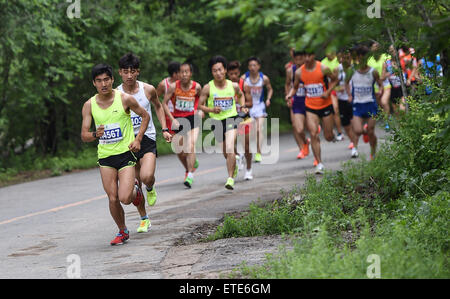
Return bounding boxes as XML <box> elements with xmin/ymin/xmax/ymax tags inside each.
<box><xmin>285</xmin><ymin>97</ymin><xmax>293</xmax><ymax>108</ymax></box>
<box><xmin>266</xmin><ymin>99</ymin><xmax>271</xmax><ymax>107</ymax></box>
<box><xmin>96</xmin><ymin>125</ymin><xmax>105</xmax><ymax>138</ymax></box>
<box><xmin>163</xmin><ymin>131</ymin><xmax>172</xmax><ymax>143</ymax></box>
<box><xmin>212</xmin><ymin>106</ymin><xmax>221</xmax><ymax>114</ymax></box>
<box><xmin>129</xmin><ymin>140</ymin><xmax>141</xmax><ymax>152</ymax></box>
<box><xmin>347</xmin><ymin>94</ymin><xmax>353</xmax><ymax>103</ymax></box>
<box><xmin>320</xmin><ymin>92</ymin><xmax>330</xmax><ymax>99</ymax></box>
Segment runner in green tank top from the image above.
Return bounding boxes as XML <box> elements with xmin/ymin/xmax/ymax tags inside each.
<box><xmin>81</xmin><ymin>64</ymin><xmax>150</xmax><ymax>246</ymax></box>
<box><xmin>198</xmin><ymin>55</ymin><xmax>249</xmax><ymax>190</ymax></box>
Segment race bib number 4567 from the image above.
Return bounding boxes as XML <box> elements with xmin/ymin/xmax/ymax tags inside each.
<box><xmin>98</xmin><ymin>123</ymin><xmax>123</xmax><ymax>145</ymax></box>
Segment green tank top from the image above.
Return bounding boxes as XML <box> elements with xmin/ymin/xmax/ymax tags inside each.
<box><xmin>90</xmin><ymin>90</ymin><xmax>134</xmax><ymax>159</ymax></box>
<box><xmin>368</xmin><ymin>53</ymin><xmax>391</xmax><ymax>75</ymax></box>
<box><xmin>321</xmin><ymin>57</ymin><xmax>339</xmax><ymax>72</ymax></box>
<box><xmin>207</xmin><ymin>79</ymin><xmax>237</xmax><ymax>120</ymax></box>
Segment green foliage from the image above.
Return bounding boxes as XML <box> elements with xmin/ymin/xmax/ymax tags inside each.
<box><xmin>0</xmin><ymin>0</ymin><xmax>293</xmax><ymax>174</ymax></box>
<box><xmin>210</xmin><ymin>0</ymin><xmax>450</xmax><ymax>60</ymax></box>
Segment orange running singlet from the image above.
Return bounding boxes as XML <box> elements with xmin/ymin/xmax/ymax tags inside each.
<box><xmin>300</xmin><ymin>61</ymin><xmax>332</xmax><ymax>110</ymax></box>
<box><xmin>171</xmin><ymin>80</ymin><xmax>199</xmax><ymax>118</ymax></box>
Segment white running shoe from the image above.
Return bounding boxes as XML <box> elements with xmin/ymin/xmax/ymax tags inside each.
<box><xmin>351</xmin><ymin>147</ymin><xmax>359</xmax><ymax>158</ymax></box>
<box><xmin>336</xmin><ymin>133</ymin><xmax>344</xmax><ymax>141</ymax></box>
<box><xmin>244</xmin><ymin>169</ymin><xmax>253</xmax><ymax>180</ymax></box>
<box><xmin>315</xmin><ymin>163</ymin><xmax>324</xmax><ymax>174</ymax></box>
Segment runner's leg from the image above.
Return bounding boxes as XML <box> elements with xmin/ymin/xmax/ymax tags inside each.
<box><xmin>367</xmin><ymin>117</ymin><xmax>377</xmax><ymax>157</ymax></box>
<box><xmin>224</xmin><ymin>128</ymin><xmax>237</xmax><ymax>178</ymax></box>
<box><xmin>100</xmin><ymin>167</ymin><xmax>126</xmax><ymax>230</ymax></box>
<box><xmin>352</xmin><ymin>116</ymin><xmax>364</xmax><ymax>149</ymax></box>
<box><xmin>321</xmin><ymin>113</ymin><xmax>335</xmax><ymax>142</ymax></box>
<box><xmin>306</xmin><ymin>111</ymin><xmax>321</xmax><ymax>163</ymax></box>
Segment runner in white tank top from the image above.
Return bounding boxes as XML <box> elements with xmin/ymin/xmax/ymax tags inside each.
<box><xmin>118</xmin><ymin>53</ymin><xmax>172</xmax><ymax>234</ymax></box>
<box><xmin>241</xmin><ymin>57</ymin><xmax>273</xmax><ymax>164</ymax></box>
<box><xmin>345</xmin><ymin>45</ymin><xmax>383</xmax><ymax>161</ymax></box>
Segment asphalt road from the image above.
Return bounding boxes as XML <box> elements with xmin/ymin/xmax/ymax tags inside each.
<box><xmin>0</xmin><ymin>126</ymin><xmax>386</xmax><ymax>278</ymax></box>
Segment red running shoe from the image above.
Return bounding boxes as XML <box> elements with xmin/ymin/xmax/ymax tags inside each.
<box><xmin>363</xmin><ymin>124</ymin><xmax>369</xmax><ymax>143</ymax></box>
<box><xmin>303</xmin><ymin>138</ymin><xmax>310</xmax><ymax>157</ymax></box>
<box><xmin>110</xmin><ymin>229</ymin><xmax>129</xmax><ymax>246</ymax></box>
<box><xmin>313</xmin><ymin>158</ymin><xmax>319</xmax><ymax>166</ymax></box>
<box><xmin>132</xmin><ymin>180</ymin><xmax>143</xmax><ymax>206</ymax></box>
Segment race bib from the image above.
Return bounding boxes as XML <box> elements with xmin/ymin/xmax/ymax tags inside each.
<box><xmin>98</xmin><ymin>123</ymin><xmax>123</xmax><ymax>145</ymax></box>
<box><xmin>250</xmin><ymin>86</ymin><xmax>263</xmax><ymax>98</ymax></box>
<box><xmin>353</xmin><ymin>86</ymin><xmax>373</xmax><ymax>97</ymax></box>
<box><xmin>131</xmin><ymin>116</ymin><xmax>142</xmax><ymax>129</ymax></box>
<box><xmin>305</xmin><ymin>83</ymin><xmax>324</xmax><ymax>98</ymax></box>
<box><xmin>175</xmin><ymin>96</ymin><xmax>195</xmax><ymax>112</ymax></box>
<box><xmin>214</xmin><ymin>96</ymin><xmax>234</xmax><ymax>111</ymax></box>
<box><xmin>389</xmin><ymin>75</ymin><xmax>401</xmax><ymax>88</ymax></box>
<box><xmin>296</xmin><ymin>83</ymin><xmax>306</xmax><ymax>97</ymax></box>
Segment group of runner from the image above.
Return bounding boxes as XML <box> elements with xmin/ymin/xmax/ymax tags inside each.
<box><xmin>81</xmin><ymin>53</ymin><xmax>272</xmax><ymax>245</ymax></box>
<box><xmin>284</xmin><ymin>41</ymin><xmax>432</xmax><ymax>174</ymax></box>
<box><xmin>81</xmin><ymin>42</ymin><xmax>433</xmax><ymax>245</ymax></box>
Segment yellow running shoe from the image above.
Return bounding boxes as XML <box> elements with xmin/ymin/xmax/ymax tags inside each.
<box><xmin>137</xmin><ymin>218</ymin><xmax>151</xmax><ymax>233</ymax></box>
<box><xmin>225</xmin><ymin>177</ymin><xmax>235</xmax><ymax>190</ymax></box>
<box><xmin>146</xmin><ymin>187</ymin><xmax>157</xmax><ymax>206</ymax></box>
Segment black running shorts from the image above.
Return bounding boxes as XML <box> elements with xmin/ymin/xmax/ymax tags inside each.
<box><xmin>98</xmin><ymin>151</ymin><xmax>137</xmax><ymax>171</ymax></box>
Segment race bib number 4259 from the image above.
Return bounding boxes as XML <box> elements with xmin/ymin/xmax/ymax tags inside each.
<box><xmin>98</xmin><ymin>123</ymin><xmax>123</xmax><ymax>144</ymax></box>
<box><xmin>214</xmin><ymin>96</ymin><xmax>233</xmax><ymax>111</ymax></box>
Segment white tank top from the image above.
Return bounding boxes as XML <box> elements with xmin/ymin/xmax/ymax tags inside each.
<box><xmin>117</xmin><ymin>81</ymin><xmax>156</xmax><ymax>141</ymax></box>
<box><xmin>350</xmin><ymin>67</ymin><xmax>375</xmax><ymax>104</ymax></box>
<box><xmin>336</xmin><ymin>64</ymin><xmax>349</xmax><ymax>101</ymax></box>
<box><xmin>244</xmin><ymin>72</ymin><xmax>265</xmax><ymax>104</ymax></box>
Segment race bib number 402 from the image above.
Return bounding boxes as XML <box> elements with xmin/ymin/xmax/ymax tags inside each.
<box><xmin>98</xmin><ymin>123</ymin><xmax>123</xmax><ymax>144</ymax></box>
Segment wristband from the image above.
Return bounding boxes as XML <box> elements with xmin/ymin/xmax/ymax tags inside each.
<box><xmin>92</xmin><ymin>131</ymin><xmax>97</xmax><ymax>138</ymax></box>
<box><xmin>162</xmin><ymin>128</ymin><xmax>169</xmax><ymax>133</ymax></box>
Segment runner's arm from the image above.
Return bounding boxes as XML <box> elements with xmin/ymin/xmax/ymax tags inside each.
<box><xmin>233</xmin><ymin>81</ymin><xmax>248</xmax><ymax>110</ymax></box>
<box><xmin>322</xmin><ymin>65</ymin><xmax>338</xmax><ymax>97</ymax></box>
<box><xmin>146</xmin><ymin>83</ymin><xmax>171</xmax><ymax>142</ymax></box>
<box><xmin>381</xmin><ymin>62</ymin><xmax>388</xmax><ymax>81</ymax></box>
<box><xmin>285</xmin><ymin>67</ymin><xmax>293</xmax><ymax>95</ymax></box>
<box><xmin>373</xmin><ymin>69</ymin><xmax>384</xmax><ymax>98</ymax></box>
<box><xmin>145</xmin><ymin>84</ymin><xmax>167</xmax><ymax>129</ymax></box>
<box><xmin>285</xmin><ymin>68</ymin><xmax>301</xmax><ymax>100</ymax></box>
<box><xmin>198</xmin><ymin>84</ymin><xmax>220</xmax><ymax>114</ymax></box>
<box><xmin>264</xmin><ymin>75</ymin><xmax>273</xmax><ymax>107</ymax></box>
<box><xmin>81</xmin><ymin>100</ymin><xmax>102</xmax><ymax>142</ymax></box>
<box><xmin>123</xmin><ymin>93</ymin><xmax>150</xmax><ymax>152</ymax></box>
<box><xmin>156</xmin><ymin>80</ymin><xmax>165</xmax><ymax>98</ymax></box>
<box><xmin>243</xmin><ymin>82</ymin><xmax>253</xmax><ymax>109</ymax></box>
<box><xmin>162</xmin><ymin>83</ymin><xmax>176</xmax><ymax>123</ymax></box>
<box><xmin>345</xmin><ymin>69</ymin><xmax>355</xmax><ymax>103</ymax></box>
